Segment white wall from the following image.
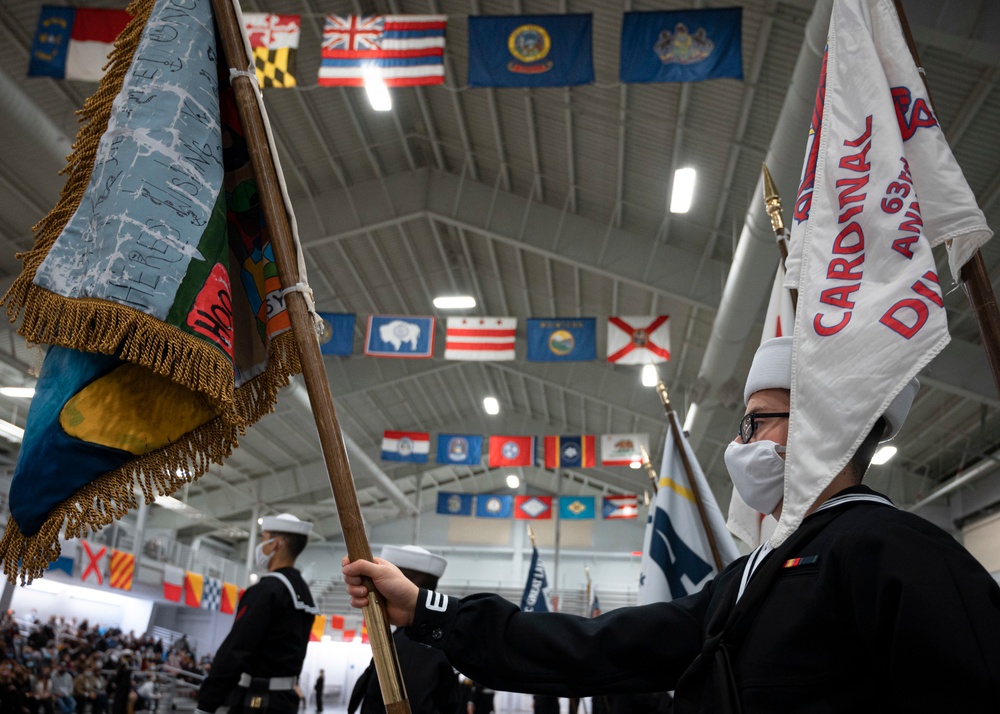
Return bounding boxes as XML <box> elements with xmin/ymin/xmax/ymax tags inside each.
<box><xmin>12</xmin><ymin>575</ymin><xmax>154</xmax><ymax>635</ymax></box>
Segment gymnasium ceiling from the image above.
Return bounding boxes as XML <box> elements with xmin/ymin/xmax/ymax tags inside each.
<box><xmin>0</xmin><ymin>0</ymin><xmax>998</xmax><ymax>548</ymax></box>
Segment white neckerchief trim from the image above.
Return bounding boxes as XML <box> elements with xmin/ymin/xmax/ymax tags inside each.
<box><xmin>736</xmin><ymin>492</ymin><xmax>895</xmax><ymax>602</ymax></box>
<box><xmin>261</xmin><ymin>572</ymin><xmax>319</xmax><ymax>615</ymax></box>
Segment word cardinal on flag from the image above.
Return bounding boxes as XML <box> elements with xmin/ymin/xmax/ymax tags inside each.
<box><xmin>29</xmin><ymin>6</ymin><xmax>131</xmax><ymax>81</ymax></box>
<box><xmin>243</xmin><ymin>13</ymin><xmax>301</xmax><ymax>88</ymax></box>
<box><xmin>544</xmin><ymin>435</ymin><xmax>596</xmax><ymax>469</ymax></box>
<box><xmin>2</xmin><ymin>0</ymin><xmax>305</xmax><ymax>583</ymax></box>
<box><xmin>607</xmin><ymin>316</ymin><xmax>671</xmax><ymax>364</ymax></box>
<box><xmin>488</xmin><ymin>436</ymin><xmax>536</xmax><ymax>467</ymax></box>
<box><xmin>381</xmin><ymin>431</ymin><xmax>430</xmax><ymax>462</ymax></box>
<box><xmin>319</xmin><ymin>15</ymin><xmax>447</xmax><ymax>87</ymax></box>
<box><xmin>778</xmin><ymin>0</ymin><xmax>991</xmax><ymax>546</ymax></box>
<box><xmin>444</xmin><ymin>317</ymin><xmax>516</xmax><ymax>361</ymax></box>
<box><xmin>638</xmin><ymin>424</ymin><xmax>739</xmax><ymax>604</ymax></box>
<box><xmin>520</xmin><ymin>545</ymin><xmax>554</xmax><ymax>612</ymax></box>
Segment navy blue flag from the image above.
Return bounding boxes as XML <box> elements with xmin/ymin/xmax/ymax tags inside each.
<box><xmin>436</xmin><ymin>433</ymin><xmax>484</xmax><ymax>465</ymax></box>
<box><xmin>468</xmin><ymin>14</ymin><xmax>594</xmax><ymax>88</ymax></box>
<box><xmin>318</xmin><ymin>313</ymin><xmax>355</xmax><ymax>355</ymax></box>
<box><xmin>436</xmin><ymin>492</ymin><xmax>474</xmax><ymax>516</ymax></box>
<box><xmin>620</xmin><ymin>8</ymin><xmax>742</xmax><ymax>84</ymax></box>
<box><xmin>520</xmin><ymin>545</ymin><xmax>553</xmax><ymax>612</ymax></box>
<box><xmin>526</xmin><ymin>318</ymin><xmax>597</xmax><ymax>362</ymax></box>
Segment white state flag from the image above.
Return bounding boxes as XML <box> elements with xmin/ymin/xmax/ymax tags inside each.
<box><xmin>606</xmin><ymin>316</ymin><xmax>671</xmax><ymax>364</ymax></box>
<box><xmin>772</xmin><ymin>0</ymin><xmax>972</xmax><ymax>545</ymax></box>
<box><xmin>638</xmin><ymin>425</ymin><xmax>740</xmax><ymax>604</ymax></box>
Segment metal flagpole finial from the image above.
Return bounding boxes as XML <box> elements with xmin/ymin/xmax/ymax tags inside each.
<box><xmin>655</xmin><ymin>378</ymin><xmax>671</xmax><ymax>411</ymax></box>
<box><xmin>639</xmin><ymin>444</ymin><xmax>659</xmax><ymax>490</ymax></box>
<box><xmin>527</xmin><ymin>524</ymin><xmax>536</xmax><ymax>547</ymax></box>
<box><xmin>762</xmin><ymin>163</ymin><xmax>786</xmax><ymax>236</ymax></box>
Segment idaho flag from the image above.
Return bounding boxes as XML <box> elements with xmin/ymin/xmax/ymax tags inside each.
<box><xmin>468</xmin><ymin>14</ymin><xmax>594</xmax><ymax>87</ymax></box>
<box><xmin>526</xmin><ymin>318</ymin><xmax>597</xmax><ymax>362</ymax></box>
<box><xmin>620</xmin><ymin>8</ymin><xmax>743</xmax><ymax>84</ymax></box>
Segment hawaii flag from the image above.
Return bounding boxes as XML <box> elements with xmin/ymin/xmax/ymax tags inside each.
<box><xmin>777</xmin><ymin>0</ymin><xmax>990</xmax><ymax>546</ymax></box>
<box><xmin>444</xmin><ymin>317</ymin><xmax>517</xmax><ymax>361</ymax></box>
<box><xmin>244</xmin><ymin>13</ymin><xmax>301</xmax><ymax>88</ymax></box>
<box><xmin>607</xmin><ymin>316</ymin><xmax>670</xmax><ymax>364</ymax></box>
<box><xmin>220</xmin><ymin>582</ymin><xmax>240</xmax><ymax>614</ymax></box>
<box><xmin>163</xmin><ymin>565</ymin><xmax>184</xmax><ymax>602</ymax></box>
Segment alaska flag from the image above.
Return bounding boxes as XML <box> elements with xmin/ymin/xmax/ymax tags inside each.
<box><xmin>437</xmin><ymin>433</ymin><xmax>484</xmax><ymax>465</ymax></box>
<box><xmin>318</xmin><ymin>313</ymin><xmax>355</xmax><ymax>355</ymax></box>
<box><xmin>526</xmin><ymin>318</ymin><xmax>597</xmax><ymax>362</ymax></box>
<box><xmin>620</xmin><ymin>8</ymin><xmax>742</xmax><ymax>84</ymax></box>
<box><xmin>468</xmin><ymin>14</ymin><xmax>594</xmax><ymax>88</ymax></box>
<box><xmin>520</xmin><ymin>545</ymin><xmax>553</xmax><ymax>612</ymax></box>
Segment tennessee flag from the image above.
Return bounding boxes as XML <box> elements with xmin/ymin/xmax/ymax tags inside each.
<box><xmin>310</xmin><ymin>615</ymin><xmax>327</xmax><ymax>642</ymax></box>
<box><xmin>488</xmin><ymin>436</ymin><xmax>536</xmax><ymax>467</ymax></box>
<box><xmin>184</xmin><ymin>571</ymin><xmax>204</xmax><ymax>608</ymax></box>
<box><xmin>220</xmin><ymin>582</ymin><xmax>239</xmax><ymax>614</ymax></box>
<box><xmin>109</xmin><ymin>549</ymin><xmax>134</xmax><ymax>591</ymax></box>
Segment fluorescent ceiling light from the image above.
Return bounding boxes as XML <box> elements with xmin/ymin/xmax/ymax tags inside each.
<box><xmin>629</xmin><ymin>459</ymin><xmax>642</xmax><ymax>470</ymax></box>
<box><xmin>363</xmin><ymin>69</ymin><xmax>392</xmax><ymax>111</ymax></box>
<box><xmin>871</xmin><ymin>445</ymin><xmax>897</xmax><ymax>465</ymax></box>
<box><xmin>0</xmin><ymin>419</ymin><xmax>24</xmax><ymax>443</ymax></box>
<box><xmin>641</xmin><ymin>364</ymin><xmax>658</xmax><ymax>387</ymax></box>
<box><xmin>483</xmin><ymin>397</ymin><xmax>500</xmax><ymax>415</ymax></box>
<box><xmin>506</xmin><ymin>474</ymin><xmax>520</xmax><ymax>489</ymax></box>
<box><xmin>670</xmin><ymin>167</ymin><xmax>696</xmax><ymax>214</ymax></box>
<box><xmin>433</xmin><ymin>295</ymin><xmax>476</xmax><ymax>309</ymax></box>
<box><xmin>0</xmin><ymin>387</ymin><xmax>34</xmax><ymax>398</ymax></box>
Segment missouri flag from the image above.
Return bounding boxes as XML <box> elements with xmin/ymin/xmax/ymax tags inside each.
<box><xmin>0</xmin><ymin>0</ymin><xmax>305</xmax><ymax>583</ymax></box>
<box><xmin>244</xmin><ymin>13</ymin><xmax>300</xmax><ymax>88</ymax></box>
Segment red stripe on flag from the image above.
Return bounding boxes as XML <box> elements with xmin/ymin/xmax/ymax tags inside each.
<box><xmin>70</xmin><ymin>8</ymin><xmax>130</xmax><ymax>43</ymax></box>
<box><xmin>446</xmin><ymin>328</ymin><xmax>516</xmax><ymax>338</ymax></box>
<box><xmin>444</xmin><ymin>341</ymin><xmax>516</xmax><ymax>351</ymax></box>
<box><xmin>383</xmin><ymin>21</ymin><xmax>447</xmax><ymax>31</ymax></box>
<box><xmin>383</xmin><ymin>430</ymin><xmax>429</xmax><ymax>440</ymax></box>
<box><xmin>321</xmin><ymin>48</ymin><xmax>443</xmax><ymax>59</ymax></box>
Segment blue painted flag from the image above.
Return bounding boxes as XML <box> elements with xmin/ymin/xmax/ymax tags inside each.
<box><xmin>475</xmin><ymin>494</ymin><xmax>514</xmax><ymax>518</ymax></box>
<box><xmin>436</xmin><ymin>434</ymin><xmax>483</xmax><ymax>465</ymax></box>
<box><xmin>436</xmin><ymin>492</ymin><xmax>474</xmax><ymax>516</ymax></box>
<box><xmin>559</xmin><ymin>496</ymin><xmax>595</xmax><ymax>520</ymax></box>
<box><xmin>620</xmin><ymin>8</ymin><xmax>742</xmax><ymax>84</ymax></box>
<box><xmin>468</xmin><ymin>14</ymin><xmax>594</xmax><ymax>88</ymax></box>
<box><xmin>365</xmin><ymin>315</ymin><xmax>435</xmax><ymax>358</ymax></box>
<box><xmin>318</xmin><ymin>313</ymin><xmax>355</xmax><ymax>355</ymax></box>
<box><xmin>526</xmin><ymin>318</ymin><xmax>596</xmax><ymax>362</ymax></box>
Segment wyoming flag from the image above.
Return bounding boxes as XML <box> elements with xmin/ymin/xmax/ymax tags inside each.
<box><xmin>220</xmin><ymin>582</ymin><xmax>240</xmax><ymax>614</ymax></box>
<box><xmin>184</xmin><ymin>571</ymin><xmax>204</xmax><ymax>608</ymax></box>
<box><xmin>310</xmin><ymin>615</ymin><xmax>327</xmax><ymax>642</ymax></box>
<box><xmin>244</xmin><ymin>13</ymin><xmax>300</xmax><ymax>88</ymax></box>
<box><xmin>109</xmin><ymin>549</ymin><xmax>135</xmax><ymax>591</ymax></box>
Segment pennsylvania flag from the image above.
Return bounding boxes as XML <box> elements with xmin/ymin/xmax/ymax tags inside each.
<box><xmin>620</xmin><ymin>8</ymin><xmax>743</xmax><ymax>84</ymax></box>
<box><xmin>244</xmin><ymin>13</ymin><xmax>301</xmax><ymax>88</ymax></box>
<box><xmin>526</xmin><ymin>318</ymin><xmax>597</xmax><ymax>362</ymax></box>
<box><xmin>544</xmin><ymin>435</ymin><xmax>596</xmax><ymax>469</ymax></box>
<box><xmin>468</xmin><ymin>14</ymin><xmax>594</xmax><ymax>88</ymax></box>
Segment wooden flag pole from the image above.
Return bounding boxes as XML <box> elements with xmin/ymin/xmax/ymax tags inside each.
<box><xmin>653</xmin><ymin>377</ymin><xmax>723</xmax><ymax>571</ymax></box>
<box><xmin>890</xmin><ymin>0</ymin><xmax>1000</xmax><ymax>396</ymax></box>
<box><xmin>210</xmin><ymin>2</ymin><xmax>410</xmax><ymax>713</ymax></box>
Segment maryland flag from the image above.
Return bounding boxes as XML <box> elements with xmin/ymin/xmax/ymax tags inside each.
<box><xmin>220</xmin><ymin>581</ymin><xmax>240</xmax><ymax>614</ymax></box>
<box><xmin>109</xmin><ymin>549</ymin><xmax>135</xmax><ymax>591</ymax></box>
<box><xmin>184</xmin><ymin>571</ymin><xmax>204</xmax><ymax>608</ymax></box>
<box><xmin>309</xmin><ymin>615</ymin><xmax>327</xmax><ymax>642</ymax></box>
<box><xmin>0</xmin><ymin>0</ymin><xmax>308</xmax><ymax>583</ymax></box>
<box><xmin>243</xmin><ymin>12</ymin><xmax>300</xmax><ymax>88</ymax></box>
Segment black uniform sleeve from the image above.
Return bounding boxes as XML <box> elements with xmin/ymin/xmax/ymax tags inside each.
<box><xmin>431</xmin><ymin>660</ymin><xmax>459</xmax><ymax>714</ymax></box>
<box><xmin>197</xmin><ymin>583</ymin><xmax>275</xmax><ymax>712</ymax></box>
<box><xmin>407</xmin><ymin>587</ymin><xmax>710</xmax><ymax>696</ymax></box>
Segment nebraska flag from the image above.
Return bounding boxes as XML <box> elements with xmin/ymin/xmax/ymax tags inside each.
<box><xmin>28</xmin><ymin>6</ymin><xmax>130</xmax><ymax>81</ymax></box>
<box><xmin>607</xmin><ymin>316</ymin><xmax>671</xmax><ymax>364</ymax></box>
<box><xmin>244</xmin><ymin>13</ymin><xmax>301</xmax><ymax>88</ymax></box>
<box><xmin>109</xmin><ymin>550</ymin><xmax>134</xmax><ymax>591</ymax></box>
<box><xmin>163</xmin><ymin>565</ymin><xmax>184</xmax><ymax>602</ymax></box>
<box><xmin>776</xmin><ymin>0</ymin><xmax>990</xmax><ymax>546</ymax></box>
<box><xmin>488</xmin><ymin>436</ymin><xmax>536</xmax><ymax>467</ymax></box>
<box><xmin>444</xmin><ymin>317</ymin><xmax>517</xmax><ymax>361</ymax></box>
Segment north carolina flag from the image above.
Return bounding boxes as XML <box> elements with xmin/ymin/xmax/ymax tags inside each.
<box><xmin>183</xmin><ymin>571</ymin><xmax>204</xmax><ymax>608</ymax></box>
<box><xmin>381</xmin><ymin>430</ymin><xmax>430</xmax><ymax>462</ymax></box>
<box><xmin>80</xmin><ymin>541</ymin><xmax>107</xmax><ymax>585</ymax></box>
<box><xmin>444</xmin><ymin>317</ymin><xmax>517</xmax><ymax>361</ymax></box>
<box><xmin>109</xmin><ymin>549</ymin><xmax>134</xmax><ymax>591</ymax></box>
<box><xmin>515</xmin><ymin>495</ymin><xmax>552</xmax><ymax>520</ymax></box>
<box><xmin>600</xmin><ymin>433</ymin><xmax>649</xmax><ymax>467</ymax></box>
<box><xmin>220</xmin><ymin>582</ymin><xmax>239</xmax><ymax>614</ymax></box>
<box><xmin>488</xmin><ymin>436</ymin><xmax>536</xmax><ymax>467</ymax></box>
<box><xmin>28</xmin><ymin>6</ymin><xmax>131</xmax><ymax>81</ymax></box>
<box><xmin>310</xmin><ymin>615</ymin><xmax>327</xmax><ymax>642</ymax></box>
<box><xmin>544</xmin><ymin>435</ymin><xmax>596</xmax><ymax>469</ymax></box>
<box><xmin>163</xmin><ymin>565</ymin><xmax>184</xmax><ymax>602</ymax></box>
<box><xmin>607</xmin><ymin>316</ymin><xmax>671</xmax><ymax>364</ymax></box>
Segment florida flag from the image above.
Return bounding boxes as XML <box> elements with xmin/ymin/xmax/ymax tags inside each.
<box><xmin>444</xmin><ymin>317</ymin><xmax>517</xmax><ymax>361</ymax></box>
<box><xmin>28</xmin><ymin>6</ymin><xmax>131</xmax><ymax>81</ymax></box>
<box><xmin>381</xmin><ymin>431</ymin><xmax>430</xmax><ymax>462</ymax></box>
<box><xmin>607</xmin><ymin>316</ymin><xmax>671</xmax><ymax>364</ymax></box>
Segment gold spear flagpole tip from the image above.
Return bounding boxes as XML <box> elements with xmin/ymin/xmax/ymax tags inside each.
<box><xmin>762</xmin><ymin>162</ymin><xmax>779</xmax><ymax>202</ymax></box>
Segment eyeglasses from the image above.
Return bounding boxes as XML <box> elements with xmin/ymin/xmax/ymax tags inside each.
<box><xmin>738</xmin><ymin>412</ymin><xmax>790</xmax><ymax>444</ymax></box>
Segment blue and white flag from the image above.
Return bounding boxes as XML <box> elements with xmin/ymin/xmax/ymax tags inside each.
<box><xmin>436</xmin><ymin>492</ymin><xmax>474</xmax><ymax>516</ymax></box>
<box><xmin>526</xmin><ymin>318</ymin><xmax>597</xmax><ymax>362</ymax></box>
<box><xmin>620</xmin><ymin>8</ymin><xmax>742</xmax><ymax>84</ymax></box>
<box><xmin>365</xmin><ymin>315</ymin><xmax>435</xmax><ymax>358</ymax></box>
<box><xmin>637</xmin><ymin>425</ymin><xmax>739</xmax><ymax>604</ymax></box>
<box><xmin>520</xmin><ymin>545</ymin><xmax>553</xmax><ymax>612</ymax></box>
<box><xmin>475</xmin><ymin>494</ymin><xmax>513</xmax><ymax>518</ymax></box>
<box><xmin>436</xmin><ymin>433</ymin><xmax>484</xmax><ymax>465</ymax></box>
<box><xmin>318</xmin><ymin>312</ymin><xmax>355</xmax><ymax>355</ymax></box>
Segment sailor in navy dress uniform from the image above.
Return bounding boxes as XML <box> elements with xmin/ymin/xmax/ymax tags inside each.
<box><xmin>196</xmin><ymin>513</ymin><xmax>318</xmax><ymax>714</ymax></box>
<box><xmin>343</xmin><ymin>337</ymin><xmax>1000</xmax><ymax>713</ymax></box>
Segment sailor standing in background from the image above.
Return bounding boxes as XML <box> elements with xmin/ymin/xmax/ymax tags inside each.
<box><xmin>196</xmin><ymin>514</ymin><xmax>318</xmax><ymax>714</ymax></box>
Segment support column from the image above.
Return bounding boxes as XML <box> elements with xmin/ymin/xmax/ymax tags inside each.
<box><xmin>245</xmin><ymin>505</ymin><xmax>261</xmax><ymax>576</ymax></box>
<box><xmin>133</xmin><ymin>499</ymin><xmax>149</xmax><ymax>573</ymax></box>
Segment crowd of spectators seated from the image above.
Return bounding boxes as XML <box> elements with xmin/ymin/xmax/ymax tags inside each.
<box><xmin>0</xmin><ymin>611</ymin><xmax>210</xmax><ymax>714</ymax></box>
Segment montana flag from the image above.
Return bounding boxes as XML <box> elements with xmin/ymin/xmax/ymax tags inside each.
<box><xmin>602</xmin><ymin>495</ymin><xmax>639</xmax><ymax>520</ymax></box>
<box><xmin>637</xmin><ymin>424</ymin><xmax>739</xmax><ymax>604</ymax></box>
<box><xmin>620</xmin><ymin>8</ymin><xmax>743</xmax><ymax>84</ymax></box>
<box><xmin>520</xmin><ymin>545</ymin><xmax>553</xmax><ymax>612</ymax></box>
<box><xmin>28</xmin><ymin>6</ymin><xmax>131</xmax><ymax>81</ymax></box>
<box><xmin>526</xmin><ymin>319</ymin><xmax>597</xmax><ymax>362</ymax></box>
<box><xmin>310</xmin><ymin>615</ymin><xmax>327</xmax><ymax>642</ymax></box>
<box><xmin>163</xmin><ymin>565</ymin><xmax>184</xmax><ymax>602</ymax></box>
<box><xmin>109</xmin><ymin>549</ymin><xmax>134</xmax><ymax>591</ymax></box>
<box><xmin>559</xmin><ymin>496</ymin><xmax>595</xmax><ymax>520</ymax></box>
<box><xmin>444</xmin><ymin>317</ymin><xmax>516</xmax><ymax>361</ymax></box>
<box><xmin>80</xmin><ymin>541</ymin><xmax>106</xmax><ymax>585</ymax></box>
<box><xmin>475</xmin><ymin>494</ymin><xmax>514</xmax><ymax>519</ymax></box>
<box><xmin>3</xmin><ymin>0</ymin><xmax>304</xmax><ymax>583</ymax></box>
<box><xmin>515</xmin><ymin>495</ymin><xmax>552</xmax><ymax>520</ymax></box>
<box><xmin>488</xmin><ymin>436</ymin><xmax>536</xmax><ymax>467</ymax></box>
<box><xmin>436</xmin><ymin>492</ymin><xmax>474</xmax><ymax>516</ymax></box>
<box><xmin>365</xmin><ymin>316</ymin><xmax>435</xmax><ymax>358</ymax></box>
<box><xmin>436</xmin><ymin>434</ymin><xmax>483</xmax><ymax>466</ymax></box>
<box><xmin>544</xmin><ymin>435</ymin><xmax>596</xmax><ymax>469</ymax></box>
<box><xmin>317</xmin><ymin>313</ymin><xmax>356</xmax><ymax>355</ymax></box>
<box><xmin>319</xmin><ymin>15</ymin><xmax>447</xmax><ymax>87</ymax></box>
<box><xmin>220</xmin><ymin>582</ymin><xmax>239</xmax><ymax>614</ymax></box>
<box><xmin>202</xmin><ymin>576</ymin><xmax>222</xmax><ymax>610</ymax></box>
<box><xmin>600</xmin><ymin>433</ymin><xmax>649</xmax><ymax>467</ymax></box>
<box><xmin>184</xmin><ymin>571</ymin><xmax>204</xmax><ymax>608</ymax></box>
<box><xmin>776</xmin><ymin>0</ymin><xmax>991</xmax><ymax>546</ymax></box>
<box><xmin>468</xmin><ymin>14</ymin><xmax>594</xmax><ymax>88</ymax></box>
<box><xmin>607</xmin><ymin>316</ymin><xmax>671</xmax><ymax>364</ymax></box>
<box><xmin>381</xmin><ymin>431</ymin><xmax>430</xmax><ymax>462</ymax></box>
<box><xmin>244</xmin><ymin>13</ymin><xmax>300</xmax><ymax>88</ymax></box>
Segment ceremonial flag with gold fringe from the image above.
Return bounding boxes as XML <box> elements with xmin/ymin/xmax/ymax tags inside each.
<box><xmin>109</xmin><ymin>549</ymin><xmax>134</xmax><ymax>591</ymax></box>
<box><xmin>0</xmin><ymin>0</ymin><xmax>305</xmax><ymax>584</ymax></box>
<box><xmin>309</xmin><ymin>615</ymin><xmax>326</xmax><ymax>642</ymax></box>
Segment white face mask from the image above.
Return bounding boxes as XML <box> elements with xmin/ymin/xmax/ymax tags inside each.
<box><xmin>255</xmin><ymin>538</ymin><xmax>277</xmax><ymax>570</ymax></box>
<box><xmin>724</xmin><ymin>439</ymin><xmax>787</xmax><ymax>515</ymax></box>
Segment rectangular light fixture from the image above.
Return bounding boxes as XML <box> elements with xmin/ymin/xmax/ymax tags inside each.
<box><xmin>0</xmin><ymin>419</ymin><xmax>24</xmax><ymax>443</ymax></box>
<box><xmin>433</xmin><ymin>296</ymin><xmax>476</xmax><ymax>309</ymax></box>
<box><xmin>483</xmin><ymin>396</ymin><xmax>500</xmax><ymax>415</ymax></box>
<box><xmin>871</xmin><ymin>445</ymin><xmax>897</xmax><ymax>465</ymax></box>
<box><xmin>363</xmin><ymin>68</ymin><xmax>392</xmax><ymax>111</ymax></box>
<box><xmin>641</xmin><ymin>364</ymin><xmax>659</xmax><ymax>387</ymax></box>
<box><xmin>0</xmin><ymin>387</ymin><xmax>34</xmax><ymax>398</ymax></box>
<box><xmin>670</xmin><ymin>167</ymin><xmax>696</xmax><ymax>213</ymax></box>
